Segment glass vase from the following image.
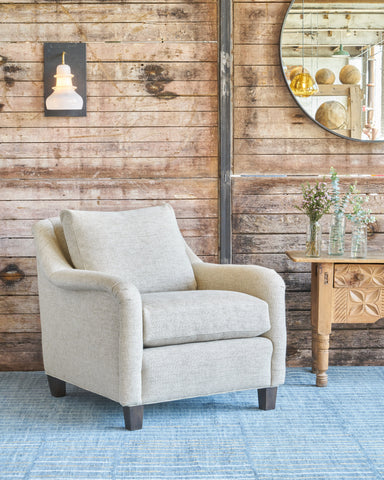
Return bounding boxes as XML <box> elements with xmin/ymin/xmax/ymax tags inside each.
<box><xmin>306</xmin><ymin>220</ymin><xmax>322</xmax><ymax>257</ymax></box>
<box><xmin>351</xmin><ymin>224</ymin><xmax>367</xmax><ymax>258</ymax></box>
<box><xmin>328</xmin><ymin>213</ymin><xmax>345</xmax><ymax>256</ymax></box>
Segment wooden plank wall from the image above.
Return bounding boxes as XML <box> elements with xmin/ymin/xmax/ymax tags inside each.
<box><xmin>233</xmin><ymin>0</ymin><xmax>384</xmax><ymax>366</ymax></box>
<box><xmin>0</xmin><ymin>0</ymin><xmax>218</xmax><ymax>371</ymax></box>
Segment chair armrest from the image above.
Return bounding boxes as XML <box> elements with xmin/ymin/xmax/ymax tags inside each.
<box><xmin>49</xmin><ymin>268</ymin><xmax>139</xmax><ymax>299</ymax></box>
<box><xmin>37</xmin><ymin>264</ymin><xmax>143</xmax><ymax>406</ymax></box>
<box><xmin>192</xmin><ymin>263</ymin><xmax>286</xmax><ymax>386</ymax></box>
<box><xmin>33</xmin><ymin>218</ymin><xmax>143</xmax><ymax>405</ymax></box>
<box><xmin>192</xmin><ymin>263</ymin><xmax>285</xmax><ymax>300</ymax></box>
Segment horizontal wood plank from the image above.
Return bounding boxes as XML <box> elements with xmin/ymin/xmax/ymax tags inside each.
<box><xmin>232</xmin><ymin>195</ymin><xmax>384</xmax><ymax>214</ymax></box>
<box><xmin>234</xmin><ymin>86</ymin><xmax>293</xmax><ymax>108</ymax></box>
<box><xmin>234</xmin><ymin>154</ymin><xmax>384</xmax><ymax>175</ymax></box>
<box><xmin>0</xmin><ymin>157</ymin><xmax>218</xmax><ymax>179</ymax></box>
<box><xmin>0</xmin><ymin>141</ymin><xmax>218</xmax><ymax>158</ymax></box>
<box><xmin>0</xmin><ymin>23</ymin><xmax>217</xmax><ymax>43</ymax></box>
<box><xmin>287</xmin><ymin>292</ymin><xmax>311</xmax><ymax>311</ymax></box>
<box><xmin>3</xmin><ymin>62</ymin><xmax>217</xmax><ymax>82</ymax></box>
<box><xmin>232</xmin><ymin>176</ymin><xmax>384</xmax><ymax>195</ymax></box>
<box><xmin>0</xmin><ymin>3</ymin><xmax>217</xmax><ymax>24</ymax></box>
<box><xmin>0</xmin><ymin>96</ymin><xmax>218</xmax><ymax>113</ymax></box>
<box><xmin>233</xmin><ymin>253</ymin><xmax>311</xmax><ymax>273</ymax></box>
<box><xmin>233</xmin><ymin>233</ymin><xmax>306</xmax><ymax>254</ymax></box>
<box><xmin>0</xmin><ymin>276</ymin><xmax>37</xmax><ymax>296</ymax></box>
<box><xmin>0</xmin><ymin>111</ymin><xmax>218</xmax><ymax>128</ymax></box>
<box><xmin>234</xmin><ymin>65</ymin><xmax>285</xmax><ymax>87</ymax></box>
<box><xmin>234</xmin><ymin>44</ymin><xmax>280</xmax><ymax>66</ymax></box>
<box><xmin>0</xmin><ymin>315</ymin><xmax>40</xmax><ymax>333</ymax></box>
<box><xmin>0</xmin><ymin>42</ymin><xmax>217</xmax><ymax>63</ymax></box>
<box><xmin>235</xmin><ymin>0</ymin><xmax>290</xmax><ymax>3</ymax></box>
<box><xmin>234</xmin><ymin>107</ymin><xmax>332</xmax><ymax>139</ymax></box>
<box><xmin>0</xmin><ymin>0</ymin><xmax>217</xmax><ymax>3</ymax></box>
<box><xmin>0</xmin><ymin>179</ymin><xmax>218</xmax><ymax>201</ymax></box>
<box><xmin>0</xmin><ymin>126</ymin><xmax>217</xmax><ymax>144</ymax></box>
<box><xmin>234</xmin><ymin>3</ymin><xmax>288</xmax><ymax>45</ymax></box>
<box><xmin>234</xmin><ymin>138</ymin><xmax>384</xmax><ymax>156</ymax></box>
<box><xmin>0</xmin><ymin>332</ymin><xmax>43</xmax><ymax>371</ymax></box>
<box><xmin>0</xmin><ymin>199</ymin><xmax>219</xmax><ymax>220</ymax></box>
<box><xmin>1</xmin><ymin>81</ymin><xmax>218</xmax><ymax>97</ymax></box>
<box><xmin>0</xmin><ymin>296</ymin><xmax>39</xmax><ymax>314</ymax></box>
<box><xmin>0</xmin><ymin>257</ymin><xmax>36</xmax><ymax>276</ymax></box>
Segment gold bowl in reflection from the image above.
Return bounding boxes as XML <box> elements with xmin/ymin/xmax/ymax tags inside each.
<box><xmin>290</xmin><ymin>72</ymin><xmax>319</xmax><ymax>97</ymax></box>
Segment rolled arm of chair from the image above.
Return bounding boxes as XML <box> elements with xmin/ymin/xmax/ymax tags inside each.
<box><xmin>192</xmin><ymin>263</ymin><xmax>286</xmax><ymax>386</ymax></box>
<box><xmin>49</xmin><ymin>268</ymin><xmax>123</xmax><ymax>292</ymax></box>
<box><xmin>34</xmin><ymin>219</ymin><xmax>143</xmax><ymax>405</ymax></box>
<box><xmin>49</xmin><ymin>268</ymin><xmax>140</xmax><ymax>300</ymax></box>
<box><xmin>38</xmin><ymin>265</ymin><xmax>143</xmax><ymax>406</ymax></box>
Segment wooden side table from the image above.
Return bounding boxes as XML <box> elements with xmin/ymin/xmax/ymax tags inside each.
<box><xmin>286</xmin><ymin>251</ymin><xmax>384</xmax><ymax>387</ymax></box>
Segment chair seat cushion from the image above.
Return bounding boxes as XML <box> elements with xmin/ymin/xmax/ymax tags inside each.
<box><xmin>142</xmin><ymin>290</ymin><xmax>270</xmax><ymax>347</ymax></box>
<box><xmin>60</xmin><ymin>204</ymin><xmax>196</xmax><ymax>293</ymax></box>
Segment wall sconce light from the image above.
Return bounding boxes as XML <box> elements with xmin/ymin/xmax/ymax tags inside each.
<box><xmin>44</xmin><ymin>43</ymin><xmax>86</xmax><ymax>117</ymax></box>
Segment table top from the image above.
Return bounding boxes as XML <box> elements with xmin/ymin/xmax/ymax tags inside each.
<box><xmin>286</xmin><ymin>250</ymin><xmax>384</xmax><ymax>264</ymax></box>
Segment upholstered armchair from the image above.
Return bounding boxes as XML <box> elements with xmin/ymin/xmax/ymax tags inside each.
<box><xmin>33</xmin><ymin>204</ymin><xmax>286</xmax><ymax>430</ymax></box>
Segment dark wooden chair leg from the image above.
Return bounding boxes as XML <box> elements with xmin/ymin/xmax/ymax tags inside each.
<box><xmin>47</xmin><ymin>375</ymin><xmax>66</xmax><ymax>397</ymax></box>
<box><xmin>123</xmin><ymin>405</ymin><xmax>144</xmax><ymax>431</ymax></box>
<box><xmin>258</xmin><ymin>387</ymin><xmax>278</xmax><ymax>410</ymax></box>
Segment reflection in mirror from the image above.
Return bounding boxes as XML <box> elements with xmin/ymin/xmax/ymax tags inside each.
<box><xmin>281</xmin><ymin>1</ymin><xmax>384</xmax><ymax>141</ymax></box>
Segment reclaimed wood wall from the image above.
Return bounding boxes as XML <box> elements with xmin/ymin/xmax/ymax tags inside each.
<box><xmin>233</xmin><ymin>0</ymin><xmax>384</xmax><ymax>366</ymax></box>
<box><xmin>1</xmin><ymin>0</ymin><xmax>383</xmax><ymax>372</ymax></box>
<box><xmin>0</xmin><ymin>0</ymin><xmax>218</xmax><ymax>370</ymax></box>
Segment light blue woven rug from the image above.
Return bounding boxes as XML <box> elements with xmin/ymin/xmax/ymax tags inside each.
<box><xmin>0</xmin><ymin>367</ymin><xmax>383</xmax><ymax>480</ymax></box>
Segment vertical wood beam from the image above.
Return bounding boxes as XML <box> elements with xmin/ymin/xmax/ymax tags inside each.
<box><xmin>219</xmin><ymin>0</ymin><xmax>233</xmax><ymax>264</ymax></box>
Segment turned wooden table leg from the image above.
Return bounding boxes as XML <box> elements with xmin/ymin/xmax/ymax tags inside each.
<box><xmin>311</xmin><ymin>264</ymin><xmax>318</xmax><ymax>374</ymax></box>
<box><xmin>312</xmin><ymin>327</ymin><xmax>318</xmax><ymax>374</ymax></box>
<box><xmin>315</xmin><ymin>333</ymin><xmax>330</xmax><ymax>387</ymax></box>
<box><xmin>312</xmin><ymin>263</ymin><xmax>333</xmax><ymax>387</ymax></box>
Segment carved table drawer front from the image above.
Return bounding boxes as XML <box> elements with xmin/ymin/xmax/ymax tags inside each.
<box><xmin>334</xmin><ymin>264</ymin><xmax>384</xmax><ymax>288</ymax></box>
<box><xmin>334</xmin><ymin>287</ymin><xmax>384</xmax><ymax>323</ymax></box>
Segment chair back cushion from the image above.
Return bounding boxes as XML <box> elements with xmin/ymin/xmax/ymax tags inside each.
<box><xmin>60</xmin><ymin>204</ymin><xmax>197</xmax><ymax>293</ymax></box>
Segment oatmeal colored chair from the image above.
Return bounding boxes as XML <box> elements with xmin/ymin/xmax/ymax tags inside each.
<box><xmin>33</xmin><ymin>204</ymin><xmax>286</xmax><ymax>430</ymax></box>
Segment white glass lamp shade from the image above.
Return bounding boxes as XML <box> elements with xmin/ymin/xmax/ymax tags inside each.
<box><xmin>46</xmin><ymin>64</ymin><xmax>83</xmax><ymax>110</ymax></box>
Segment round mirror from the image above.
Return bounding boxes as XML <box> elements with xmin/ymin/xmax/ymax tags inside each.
<box><xmin>280</xmin><ymin>0</ymin><xmax>384</xmax><ymax>142</ymax></box>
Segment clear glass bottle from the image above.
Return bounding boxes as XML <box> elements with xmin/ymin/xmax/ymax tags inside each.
<box><xmin>306</xmin><ymin>220</ymin><xmax>322</xmax><ymax>257</ymax></box>
<box><xmin>351</xmin><ymin>223</ymin><xmax>367</xmax><ymax>258</ymax></box>
<box><xmin>328</xmin><ymin>213</ymin><xmax>345</xmax><ymax>255</ymax></box>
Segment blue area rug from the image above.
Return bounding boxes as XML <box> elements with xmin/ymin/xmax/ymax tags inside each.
<box><xmin>0</xmin><ymin>367</ymin><xmax>383</xmax><ymax>479</ymax></box>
